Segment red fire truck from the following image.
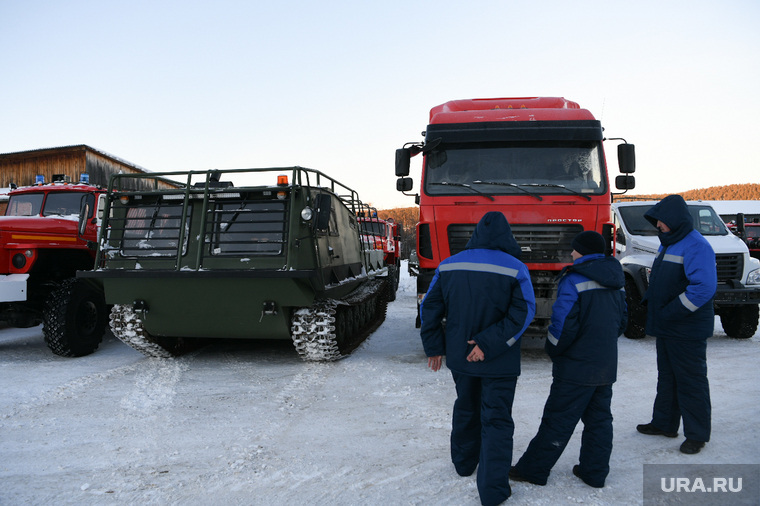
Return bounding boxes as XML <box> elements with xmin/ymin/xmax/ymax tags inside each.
<box><xmin>732</xmin><ymin>217</ymin><xmax>760</xmax><ymax>260</ymax></box>
<box><xmin>395</xmin><ymin>97</ymin><xmax>635</xmax><ymax>334</ymax></box>
<box><xmin>359</xmin><ymin>213</ymin><xmax>402</xmax><ymax>300</ymax></box>
<box><xmin>0</xmin><ymin>175</ymin><xmax>108</xmax><ymax>356</ymax></box>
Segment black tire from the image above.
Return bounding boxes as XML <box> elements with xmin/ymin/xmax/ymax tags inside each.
<box><xmin>387</xmin><ymin>264</ymin><xmax>399</xmax><ymax>302</ymax></box>
<box><xmin>719</xmin><ymin>304</ymin><xmax>759</xmax><ymax>339</ymax></box>
<box><xmin>43</xmin><ymin>278</ymin><xmax>107</xmax><ymax>357</ymax></box>
<box><xmin>624</xmin><ymin>277</ymin><xmax>647</xmax><ymax>339</ymax></box>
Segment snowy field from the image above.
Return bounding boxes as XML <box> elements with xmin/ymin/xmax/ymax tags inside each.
<box><xmin>1</xmin><ymin>262</ymin><xmax>759</xmax><ymax>505</ymax></box>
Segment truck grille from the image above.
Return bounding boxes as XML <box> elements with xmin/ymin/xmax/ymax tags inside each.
<box><xmin>447</xmin><ymin>223</ymin><xmax>582</xmax><ymax>264</ymax></box>
<box><xmin>716</xmin><ymin>253</ymin><xmax>743</xmax><ymax>282</ymax></box>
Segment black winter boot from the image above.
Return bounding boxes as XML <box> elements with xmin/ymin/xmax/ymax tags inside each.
<box><xmin>636</xmin><ymin>423</ymin><xmax>678</xmax><ymax>438</ymax></box>
<box><xmin>680</xmin><ymin>439</ymin><xmax>705</xmax><ymax>454</ymax></box>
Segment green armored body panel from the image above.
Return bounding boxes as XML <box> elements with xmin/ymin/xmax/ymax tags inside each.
<box><xmin>79</xmin><ymin>167</ymin><xmax>389</xmax><ymax>361</ymax></box>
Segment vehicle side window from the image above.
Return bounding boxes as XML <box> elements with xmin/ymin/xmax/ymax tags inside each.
<box><xmin>209</xmin><ymin>200</ymin><xmax>287</xmax><ymax>255</ymax></box>
<box><xmin>121</xmin><ymin>203</ymin><xmax>189</xmax><ymax>256</ymax></box>
<box><xmin>613</xmin><ymin>212</ymin><xmax>626</xmax><ymax>245</ymax></box>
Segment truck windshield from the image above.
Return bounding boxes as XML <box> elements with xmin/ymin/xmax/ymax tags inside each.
<box><xmin>6</xmin><ymin>193</ymin><xmax>44</xmax><ymax>216</ymax></box>
<box><xmin>619</xmin><ymin>204</ymin><xmax>728</xmax><ymax>237</ymax></box>
<box><xmin>360</xmin><ymin>221</ymin><xmax>385</xmax><ymax>236</ymax></box>
<box><xmin>424</xmin><ymin>141</ymin><xmax>606</xmax><ymax>197</ymax></box>
<box><xmin>42</xmin><ymin>193</ymin><xmax>86</xmax><ymax>216</ymax></box>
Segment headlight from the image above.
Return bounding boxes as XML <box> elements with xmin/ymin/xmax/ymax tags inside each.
<box><xmin>746</xmin><ymin>268</ymin><xmax>760</xmax><ymax>285</ymax></box>
<box><xmin>12</xmin><ymin>250</ymin><xmax>32</xmax><ymax>269</ymax></box>
<box><xmin>301</xmin><ymin>207</ymin><xmax>314</xmax><ymax>221</ymax></box>
<box><xmin>12</xmin><ymin>253</ymin><xmax>27</xmax><ymax>269</ymax></box>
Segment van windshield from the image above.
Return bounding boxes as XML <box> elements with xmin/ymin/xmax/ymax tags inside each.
<box><xmin>619</xmin><ymin>204</ymin><xmax>728</xmax><ymax>236</ymax></box>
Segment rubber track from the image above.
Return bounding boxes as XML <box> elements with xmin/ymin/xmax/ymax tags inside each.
<box><xmin>109</xmin><ymin>304</ymin><xmax>174</xmax><ymax>358</ymax></box>
<box><xmin>109</xmin><ymin>278</ymin><xmax>389</xmax><ymax>361</ymax></box>
<box><xmin>291</xmin><ymin>278</ymin><xmax>389</xmax><ymax>361</ymax></box>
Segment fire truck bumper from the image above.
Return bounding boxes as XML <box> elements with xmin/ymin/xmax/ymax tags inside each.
<box><xmin>0</xmin><ymin>274</ymin><xmax>29</xmax><ymax>302</ymax></box>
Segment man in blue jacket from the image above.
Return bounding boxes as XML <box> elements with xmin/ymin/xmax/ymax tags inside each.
<box><xmin>636</xmin><ymin>195</ymin><xmax>717</xmax><ymax>455</ymax></box>
<box><xmin>510</xmin><ymin>231</ymin><xmax>627</xmax><ymax>489</ymax></box>
<box><xmin>420</xmin><ymin>211</ymin><xmax>535</xmax><ymax>506</ymax></box>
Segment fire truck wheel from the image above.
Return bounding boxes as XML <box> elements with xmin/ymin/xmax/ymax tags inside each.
<box><xmin>623</xmin><ymin>278</ymin><xmax>647</xmax><ymax>339</ymax></box>
<box><xmin>43</xmin><ymin>278</ymin><xmax>107</xmax><ymax>357</ymax></box>
<box><xmin>719</xmin><ymin>304</ymin><xmax>759</xmax><ymax>339</ymax></box>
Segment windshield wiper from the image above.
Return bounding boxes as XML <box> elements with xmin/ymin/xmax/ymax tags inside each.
<box><xmin>521</xmin><ymin>183</ymin><xmax>592</xmax><ymax>201</ymax></box>
<box><xmin>431</xmin><ymin>182</ymin><xmax>494</xmax><ymax>201</ymax></box>
<box><xmin>472</xmin><ymin>181</ymin><xmax>543</xmax><ymax>201</ymax></box>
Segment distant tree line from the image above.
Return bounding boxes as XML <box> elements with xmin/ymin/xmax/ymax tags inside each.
<box><xmin>619</xmin><ymin>183</ymin><xmax>760</xmax><ymax>201</ymax></box>
<box><xmin>380</xmin><ymin>184</ymin><xmax>759</xmax><ymax>258</ymax></box>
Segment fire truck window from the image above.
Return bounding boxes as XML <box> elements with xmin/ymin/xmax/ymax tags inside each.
<box><xmin>43</xmin><ymin>193</ymin><xmax>85</xmax><ymax>216</ymax></box>
<box><xmin>6</xmin><ymin>194</ymin><xmax>43</xmax><ymax>216</ymax></box>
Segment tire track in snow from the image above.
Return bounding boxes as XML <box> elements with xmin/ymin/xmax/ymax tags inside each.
<box><xmin>274</xmin><ymin>362</ymin><xmax>331</xmax><ymax>412</ymax></box>
<box><xmin>0</xmin><ymin>361</ymin><xmax>143</xmax><ymax>419</ymax></box>
<box><xmin>119</xmin><ymin>357</ymin><xmax>190</xmax><ymax>414</ymax></box>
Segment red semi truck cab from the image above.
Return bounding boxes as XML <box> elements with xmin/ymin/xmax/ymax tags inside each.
<box><xmin>0</xmin><ymin>175</ymin><xmax>109</xmax><ymax>356</ymax></box>
<box><xmin>395</xmin><ymin>97</ymin><xmax>636</xmax><ymax>336</ymax></box>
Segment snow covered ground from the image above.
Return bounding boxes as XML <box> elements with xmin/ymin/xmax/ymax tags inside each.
<box><xmin>1</xmin><ymin>262</ymin><xmax>758</xmax><ymax>505</ymax></box>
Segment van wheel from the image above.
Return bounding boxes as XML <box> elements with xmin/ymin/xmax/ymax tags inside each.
<box><xmin>720</xmin><ymin>304</ymin><xmax>759</xmax><ymax>339</ymax></box>
<box><xmin>624</xmin><ymin>278</ymin><xmax>647</xmax><ymax>339</ymax></box>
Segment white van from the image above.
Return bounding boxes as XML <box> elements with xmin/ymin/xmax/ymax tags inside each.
<box><xmin>612</xmin><ymin>201</ymin><xmax>760</xmax><ymax>339</ymax></box>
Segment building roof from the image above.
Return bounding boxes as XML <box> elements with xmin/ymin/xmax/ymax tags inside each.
<box><xmin>0</xmin><ymin>144</ymin><xmax>149</xmax><ymax>173</ymax></box>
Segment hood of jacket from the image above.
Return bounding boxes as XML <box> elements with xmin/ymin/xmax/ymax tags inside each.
<box><xmin>644</xmin><ymin>195</ymin><xmax>693</xmax><ymax>246</ymax></box>
<box><xmin>465</xmin><ymin>211</ymin><xmax>522</xmax><ymax>259</ymax></box>
<box><xmin>568</xmin><ymin>253</ymin><xmax>625</xmax><ymax>289</ymax></box>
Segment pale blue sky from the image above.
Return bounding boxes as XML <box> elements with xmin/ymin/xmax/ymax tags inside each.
<box><xmin>1</xmin><ymin>0</ymin><xmax>758</xmax><ymax>208</ymax></box>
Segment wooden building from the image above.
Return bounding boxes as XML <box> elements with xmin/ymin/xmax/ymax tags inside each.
<box><xmin>0</xmin><ymin>144</ymin><xmax>179</xmax><ymax>191</ymax></box>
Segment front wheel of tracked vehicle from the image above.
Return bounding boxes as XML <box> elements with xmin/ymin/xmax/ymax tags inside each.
<box><xmin>43</xmin><ymin>278</ymin><xmax>107</xmax><ymax>357</ymax></box>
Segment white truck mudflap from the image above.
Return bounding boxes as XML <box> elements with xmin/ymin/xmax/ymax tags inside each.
<box><xmin>0</xmin><ymin>274</ymin><xmax>29</xmax><ymax>302</ymax></box>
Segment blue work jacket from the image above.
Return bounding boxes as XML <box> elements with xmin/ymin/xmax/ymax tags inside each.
<box><xmin>420</xmin><ymin>212</ymin><xmax>535</xmax><ymax>378</ymax></box>
<box><xmin>546</xmin><ymin>253</ymin><xmax>627</xmax><ymax>385</ymax></box>
<box><xmin>643</xmin><ymin>195</ymin><xmax>717</xmax><ymax>340</ymax></box>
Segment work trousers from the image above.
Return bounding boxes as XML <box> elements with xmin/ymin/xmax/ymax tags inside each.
<box><xmin>652</xmin><ymin>336</ymin><xmax>711</xmax><ymax>442</ymax></box>
<box><xmin>514</xmin><ymin>380</ymin><xmax>613</xmax><ymax>487</ymax></box>
<box><xmin>450</xmin><ymin>372</ymin><xmax>517</xmax><ymax>506</ymax></box>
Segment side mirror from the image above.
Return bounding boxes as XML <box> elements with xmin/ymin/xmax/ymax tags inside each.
<box><xmin>618</xmin><ymin>144</ymin><xmax>636</xmax><ymax>173</ymax></box>
<box><xmin>615</xmin><ymin>174</ymin><xmax>636</xmax><ymax>190</ymax></box>
<box><xmin>396</xmin><ymin>177</ymin><xmax>413</xmax><ymax>192</ymax></box>
<box><xmin>736</xmin><ymin>213</ymin><xmax>746</xmax><ymax>239</ymax></box>
<box><xmin>78</xmin><ymin>198</ymin><xmax>91</xmax><ymax>236</ymax></box>
<box><xmin>314</xmin><ymin>194</ymin><xmax>332</xmax><ymax>232</ymax></box>
<box><xmin>395</xmin><ymin>148</ymin><xmax>411</xmax><ymax>177</ymax></box>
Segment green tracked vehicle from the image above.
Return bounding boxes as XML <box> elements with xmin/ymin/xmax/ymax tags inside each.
<box><xmin>78</xmin><ymin>167</ymin><xmax>390</xmax><ymax>361</ymax></box>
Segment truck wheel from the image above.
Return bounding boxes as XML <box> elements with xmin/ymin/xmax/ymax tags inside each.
<box><xmin>719</xmin><ymin>304</ymin><xmax>759</xmax><ymax>339</ymax></box>
<box><xmin>43</xmin><ymin>278</ymin><xmax>107</xmax><ymax>357</ymax></box>
<box><xmin>388</xmin><ymin>264</ymin><xmax>399</xmax><ymax>302</ymax></box>
<box><xmin>624</xmin><ymin>278</ymin><xmax>647</xmax><ymax>339</ymax></box>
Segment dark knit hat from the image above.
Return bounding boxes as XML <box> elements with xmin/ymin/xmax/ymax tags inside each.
<box><xmin>571</xmin><ymin>231</ymin><xmax>606</xmax><ymax>256</ymax></box>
